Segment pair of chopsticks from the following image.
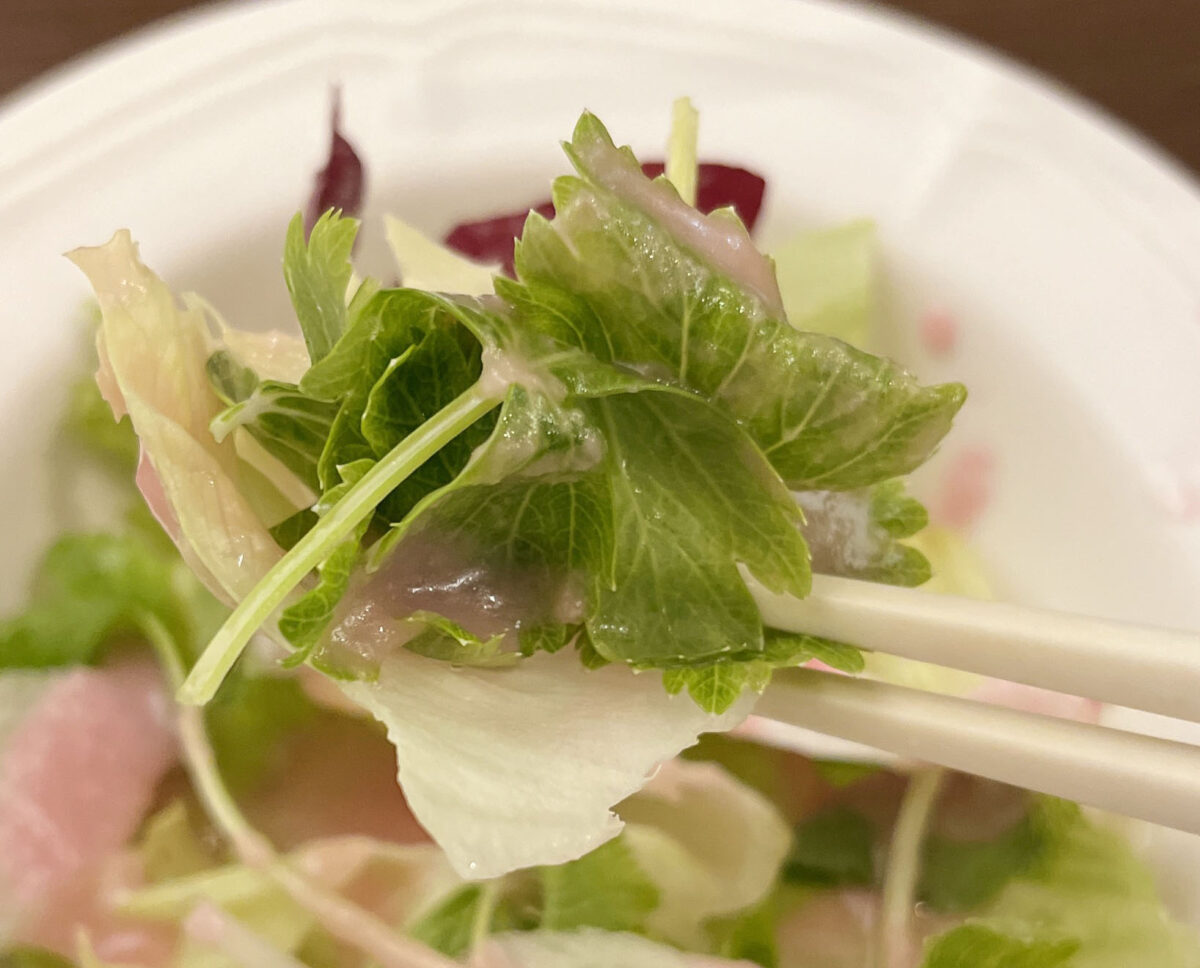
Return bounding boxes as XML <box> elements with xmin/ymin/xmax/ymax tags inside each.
<box><xmin>750</xmin><ymin>574</ymin><xmax>1200</xmax><ymax>835</ymax></box>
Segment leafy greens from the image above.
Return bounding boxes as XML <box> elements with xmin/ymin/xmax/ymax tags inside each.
<box><xmin>133</xmin><ymin>110</ymin><xmax>963</xmax><ymax>713</ymax></box>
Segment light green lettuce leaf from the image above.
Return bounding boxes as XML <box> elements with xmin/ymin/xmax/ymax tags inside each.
<box><xmin>619</xmin><ymin>760</ymin><xmax>792</xmax><ymax>949</ymax></box>
<box><xmin>408</xmin><ymin>760</ymin><xmax>790</xmax><ymax>956</ymax></box>
<box><xmin>979</xmin><ymin>804</ymin><xmax>1200</xmax><ymax>968</ymax></box>
<box><xmin>773</xmin><ymin>219</ymin><xmax>876</xmax><ymax>350</ymax></box>
<box><xmin>665</xmin><ymin>96</ymin><xmax>699</xmax><ymax>206</ymax></box>
<box><xmin>69</xmin><ymin>231</ymin><xmax>283</xmax><ymax>604</ymax></box>
<box><xmin>137</xmin><ymin>800</ymin><xmax>217</xmax><ymax>883</ymax></box>
<box><xmin>208</xmin><ymin>322</ymin><xmax>312</xmax><ymax>387</ymax></box>
<box><xmin>122</xmin><ymin>837</ymin><xmax>455</xmax><ymax>968</ymax></box>
<box><xmin>920</xmin><ymin>924</ymin><xmax>1078</xmax><ymax>968</ymax></box>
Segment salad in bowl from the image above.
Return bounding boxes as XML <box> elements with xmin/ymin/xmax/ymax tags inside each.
<box><xmin>0</xmin><ymin>99</ymin><xmax>1196</xmax><ymax>968</ymax></box>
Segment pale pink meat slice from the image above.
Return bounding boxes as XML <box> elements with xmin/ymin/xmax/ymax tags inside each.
<box><xmin>0</xmin><ymin>659</ymin><xmax>178</xmax><ymax>955</ymax></box>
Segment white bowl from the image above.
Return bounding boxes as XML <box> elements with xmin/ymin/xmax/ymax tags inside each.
<box><xmin>1</xmin><ymin>0</ymin><xmax>1198</xmax><ymax>921</ymax></box>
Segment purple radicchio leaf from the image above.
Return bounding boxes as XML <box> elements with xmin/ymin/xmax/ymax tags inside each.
<box><xmin>304</xmin><ymin>89</ymin><xmax>366</xmax><ymax>235</ymax></box>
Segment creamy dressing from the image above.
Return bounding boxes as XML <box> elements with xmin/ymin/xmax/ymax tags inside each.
<box><xmin>327</xmin><ymin>534</ymin><xmax>569</xmax><ymax>667</ymax></box>
<box><xmin>794</xmin><ymin>489</ymin><xmax>879</xmax><ymax>574</ymax></box>
<box><xmin>477</xmin><ymin>344</ymin><xmax>566</xmax><ymax>403</ymax></box>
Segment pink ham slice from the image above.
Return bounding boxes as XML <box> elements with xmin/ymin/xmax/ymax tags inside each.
<box><xmin>1</xmin><ymin>658</ymin><xmax>178</xmax><ymax>958</ymax></box>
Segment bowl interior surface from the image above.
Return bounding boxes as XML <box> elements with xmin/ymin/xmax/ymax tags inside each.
<box><xmin>1</xmin><ymin>0</ymin><xmax>1198</xmax><ymax>919</ymax></box>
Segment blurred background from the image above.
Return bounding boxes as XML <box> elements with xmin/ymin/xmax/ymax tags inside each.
<box><xmin>3</xmin><ymin>0</ymin><xmax>1199</xmax><ymax>175</ymax></box>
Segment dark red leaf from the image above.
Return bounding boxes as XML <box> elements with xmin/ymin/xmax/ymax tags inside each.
<box><xmin>443</xmin><ymin>202</ymin><xmax>554</xmax><ymax>277</ymax></box>
<box><xmin>639</xmin><ymin>162</ymin><xmax>766</xmax><ymax>229</ymax></box>
<box><xmin>442</xmin><ymin>162</ymin><xmax>766</xmax><ymax>276</ymax></box>
<box><xmin>305</xmin><ymin>91</ymin><xmax>366</xmax><ymax>234</ymax></box>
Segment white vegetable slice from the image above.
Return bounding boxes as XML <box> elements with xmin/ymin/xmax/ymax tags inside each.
<box><xmin>69</xmin><ymin>232</ymin><xmax>283</xmax><ymax>603</ymax></box>
<box><xmin>341</xmin><ymin>648</ymin><xmax>752</xmax><ymax>879</ymax></box>
<box><xmin>385</xmin><ymin>214</ymin><xmax>500</xmax><ymax>294</ymax></box>
<box><xmin>621</xmin><ymin>760</ymin><xmax>791</xmax><ymax>947</ymax></box>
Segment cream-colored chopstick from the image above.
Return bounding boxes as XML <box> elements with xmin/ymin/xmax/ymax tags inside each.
<box><xmin>750</xmin><ymin>574</ymin><xmax>1200</xmax><ymax>724</ymax></box>
<box><xmin>757</xmin><ymin>667</ymin><xmax>1200</xmax><ymax>835</ymax></box>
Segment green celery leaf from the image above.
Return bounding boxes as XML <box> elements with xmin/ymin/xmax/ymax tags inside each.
<box><xmin>269</xmin><ymin>508</ymin><xmax>319</xmax><ymax>550</ymax></box>
<box><xmin>511</xmin><ymin>113</ymin><xmax>964</xmax><ymax>491</ymax></box>
<box><xmin>796</xmin><ymin>481</ymin><xmax>933</xmax><ymax>587</ymax></box>
<box><xmin>921</xmin><ymin>925</ymin><xmax>1078</xmax><ymax>968</ymax></box>
<box><xmin>370</xmin><ymin>378</ymin><xmax>810</xmax><ymax>697</ymax></box>
<box><xmin>707</xmin><ymin>894</ymin><xmax>780</xmax><ymax>968</ymax></box>
<box><xmin>282</xmin><ymin>210</ymin><xmax>358</xmax><ymax>364</ymax></box>
<box><xmin>663</xmin><ymin>631</ymin><xmax>863</xmax><ymax>713</ymax></box>
<box><xmin>585</xmin><ymin>389</ymin><xmax>809</xmax><ymax>666</ymax></box>
<box><xmin>205</xmin><ymin>348</ymin><xmax>260</xmax><ymax>405</ymax></box>
<box><xmin>575</xmin><ymin>628</ymin><xmax>610</xmax><ymax>669</ymax></box>
<box><xmin>919</xmin><ymin>806</ymin><xmax>1048</xmax><ymax>914</ymax></box>
<box><xmin>209</xmin><ymin>376</ymin><xmax>338</xmax><ymax>492</ymax></box>
<box><xmin>0</xmin><ymin>532</ymin><xmax>187</xmax><ymax>669</ymax></box>
<box><xmin>518</xmin><ymin>622</ymin><xmax>578</xmax><ymax>656</ymax></box>
<box><xmin>277</xmin><ymin>460</ymin><xmax>374</xmax><ymax>672</ymax></box>
<box><xmin>662</xmin><ymin>661</ymin><xmax>772</xmax><ymax>715</ymax></box>
<box><xmin>302</xmin><ymin>288</ymin><xmax>493</xmax><ymax>497</ymax></box>
<box><xmin>408</xmin><ymin>884</ymin><xmax>489</xmax><ymax>958</ymax></box>
<box><xmin>784</xmin><ymin>806</ymin><xmax>876</xmax><ymax>888</ymax></box>
<box><xmin>402</xmin><ymin>610</ymin><xmax>516</xmax><ymax>667</ymax></box>
<box><xmin>871</xmin><ymin>479</ymin><xmax>931</xmax><ymax>537</ymax></box>
<box><xmin>370</xmin><ymin>381</ymin><xmax>613</xmax><ymax>581</ymax></box>
<box><xmin>206</xmin><ymin>672</ymin><xmax>316</xmax><ymax>794</ymax></box>
<box><xmin>761</xmin><ymin>630</ymin><xmax>865</xmax><ymax>673</ymax></box>
<box><xmin>538</xmin><ymin>835</ymin><xmax>659</xmax><ymax>933</ymax></box>
<box><xmin>360</xmin><ymin>321</ymin><xmax>489</xmax><ymax>522</ymax></box>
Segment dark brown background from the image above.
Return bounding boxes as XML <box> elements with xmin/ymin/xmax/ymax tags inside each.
<box><xmin>2</xmin><ymin>0</ymin><xmax>1198</xmax><ymax>175</ymax></box>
